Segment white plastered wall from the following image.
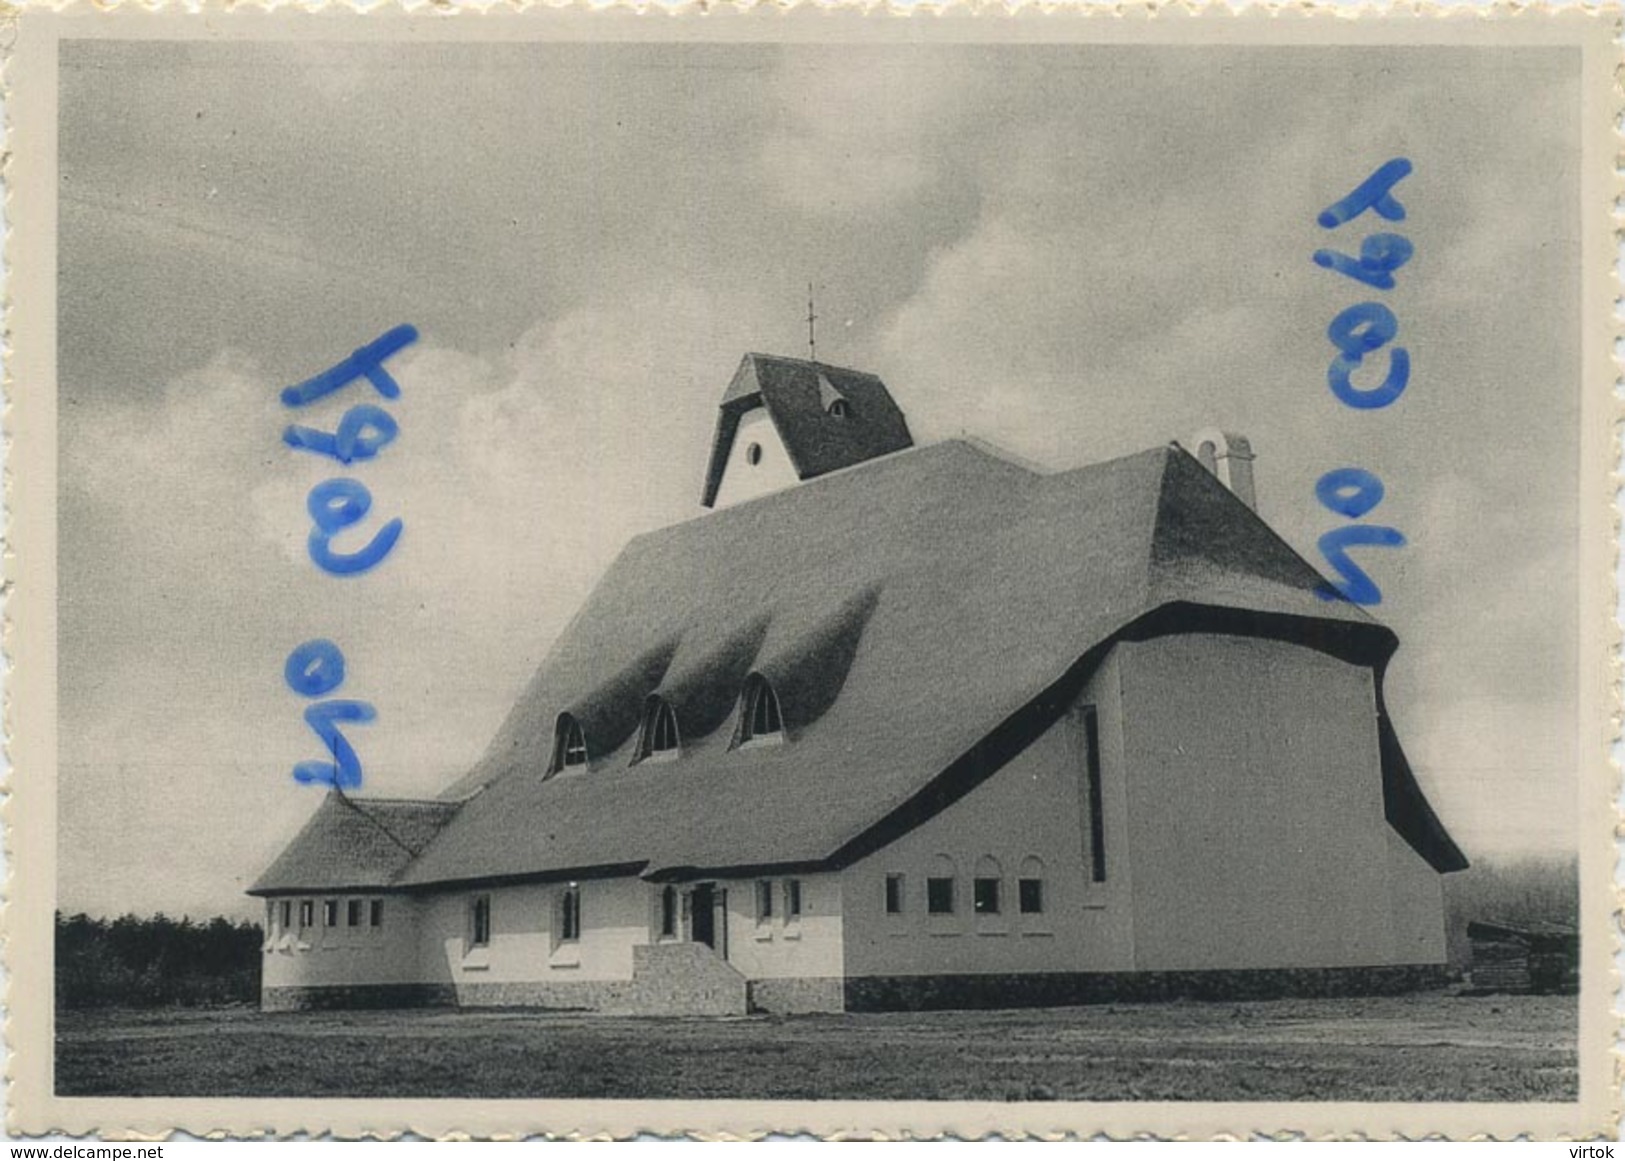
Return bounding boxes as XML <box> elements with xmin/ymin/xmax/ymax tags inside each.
<box><xmin>840</xmin><ymin>633</ymin><xmax>1450</xmax><ymax>981</ymax></box>
<box><xmin>711</xmin><ymin>407</ymin><xmax>800</xmax><ymax>509</ymax></box>
<box><xmin>840</xmin><ymin>654</ymin><xmax>1136</xmax><ymax>978</ymax></box>
<box><xmin>267</xmin><ymin>874</ymin><xmax>849</xmax><ymax>991</ymax></box>
<box><xmin>717</xmin><ymin>874</ymin><xmax>844</xmax><ymax>980</ymax></box>
<box><xmin>1385</xmin><ymin>829</ymin><xmax>1449</xmax><ymax>964</ymax></box>
<box><xmin>261</xmin><ymin>894</ymin><xmax>424</xmax><ymax>988</ymax></box>
<box><xmin>416</xmin><ymin>877</ymin><xmax>653</xmax><ymax>986</ymax></box>
<box><xmin>1116</xmin><ymin>633</ymin><xmax>1440</xmax><ymax>970</ymax></box>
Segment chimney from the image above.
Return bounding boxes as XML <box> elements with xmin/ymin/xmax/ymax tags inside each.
<box><xmin>1188</xmin><ymin>429</ymin><xmax>1256</xmax><ymax>511</ymax></box>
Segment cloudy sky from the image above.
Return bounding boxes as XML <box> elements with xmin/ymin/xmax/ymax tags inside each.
<box><xmin>56</xmin><ymin>39</ymin><xmax>1581</xmax><ymax>919</ymax></box>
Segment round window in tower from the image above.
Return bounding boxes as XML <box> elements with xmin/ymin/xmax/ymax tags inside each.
<box><xmin>746</xmin><ymin>442</ymin><xmax>763</xmax><ymax>466</ymax></box>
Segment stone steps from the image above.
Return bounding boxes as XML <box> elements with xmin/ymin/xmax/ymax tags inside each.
<box><xmin>620</xmin><ymin>941</ymin><xmax>748</xmax><ymax>1016</ymax></box>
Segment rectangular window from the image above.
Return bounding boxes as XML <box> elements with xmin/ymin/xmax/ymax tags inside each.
<box><xmin>884</xmin><ymin>874</ymin><xmax>904</xmax><ymax>915</ymax></box>
<box><xmin>784</xmin><ymin>879</ymin><xmax>803</xmax><ymax>920</ymax></box>
<box><xmin>973</xmin><ymin>877</ymin><xmax>1001</xmax><ymax>915</ymax></box>
<box><xmin>299</xmin><ymin>900</ymin><xmax>314</xmax><ymax>929</ymax></box>
<box><xmin>347</xmin><ymin>899</ymin><xmax>364</xmax><ymax>927</ymax></box>
<box><xmin>322</xmin><ymin>899</ymin><xmax>339</xmax><ymax>928</ymax></box>
<box><xmin>370</xmin><ymin>899</ymin><xmax>384</xmax><ymax>928</ymax></box>
<box><xmin>1018</xmin><ymin>878</ymin><xmax>1044</xmax><ymax>915</ymax></box>
<box><xmin>470</xmin><ymin>895</ymin><xmax>491</xmax><ymax>947</ymax></box>
<box><xmin>926</xmin><ymin>877</ymin><xmax>955</xmax><ymax>915</ymax></box>
<box><xmin>558</xmin><ymin>886</ymin><xmax>581</xmax><ymax>943</ymax></box>
<box><xmin>1083</xmin><ymin>706</ymin><xmax>1107</xmax><ymax>883</ymax></box>
<box><xmin>659</xmin><ymin>887</ymin><xmax>678</xmax><ymax>938</ymax></box>
<box><xmin>280</xmin><ymin>900</ymin><xmax>292</xmax><ymax>930</ymax></box>
<box><xmin>755</xmin><ymin>879</ymin><xmax>774</xmax><ymax>922</ymax></box>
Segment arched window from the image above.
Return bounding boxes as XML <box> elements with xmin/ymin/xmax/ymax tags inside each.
<box><xmin>827</xmin><ymin>398</ymin><xmax>850</xmax><ymax>419</ymax></box>
<box><xmin>550</xmin><ymin>714</ymin><xmax>588</xmax><ymax>774</ymax></box>
<box><xmin>469</xmin><ymin>894</ymin><xmax>491</xmax><ymax>948</ymax></box>
<box><xmin>636</xmin><ymin>697</ymin><xmax>681</xmax><ymax>762</ymax></box>
<box><xmin>1018</xmin><ymin>856</ymin><xmax>1046</xmax><ymax>916</ymax></box>
<box><xmin>973</xmin><ymin>855</ymin><xmax>1003</xmax><ymax>915</ymax></box>
<box><xmin>556</xmin><ymin>884</ymin><xmax>581</xmax><ymax>944</ymax></box>
<box><xmin>927</xmin><ymin>854</ymin><xmax>957</xmax><ymax>916</ymax></box>
<box><xmin>739</xmin><ymin>674</ymin><xmax>784</xmax><ymax>745</ymax></box>
<box><xmin>658</xmin><ymin>885</ymin><xmax>678</xmax><ymax>939</ymax></box>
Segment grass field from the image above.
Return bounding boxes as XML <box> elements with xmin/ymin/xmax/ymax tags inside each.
<box><xmin>56</xmin><ymin>991</ymin><xmax>1576</xmax><ymax>1102</ymax></box>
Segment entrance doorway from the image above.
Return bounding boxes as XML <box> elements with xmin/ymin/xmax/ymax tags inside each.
<box><xmin>690</xmin><ymin>884</ymin><xmax>715</xmax><ymax>948</ymax></box>
<box><xmin>687</xmin><ymin>884</ymin><xmax>727</xmax><ymax>959</ymax></box>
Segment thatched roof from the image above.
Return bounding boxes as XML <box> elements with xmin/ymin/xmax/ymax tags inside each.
<box><xmin>250</xmin><ymin>436</ymin><xmax>1466</xmax><ymax>898</ymax></box>
<box><xmin>249</xmin><ymin>796</ymin><xmax>459</xmax><ymax>895</ymax></box>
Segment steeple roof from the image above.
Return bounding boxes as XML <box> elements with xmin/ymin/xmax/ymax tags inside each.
<box><xmin>700</xmin><ymin>353</ymin><xmax>914</xmax><ymax>508</ymax></box>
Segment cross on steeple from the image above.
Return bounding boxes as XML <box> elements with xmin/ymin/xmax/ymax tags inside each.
<box><xmin>807</xmin><ymin>283</ymin><xmax>818</xmax><ymax>364</ymax></box>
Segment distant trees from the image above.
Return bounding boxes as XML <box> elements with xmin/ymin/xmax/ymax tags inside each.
<box><xmin>56</xmin><ymin>912</ymin><xmax>262</xmax><ymax>1009</ymax></box>
<box><xmin>1442</xmin><ymin>855</ymin><xmax>1578</xmax><ymax>971</ymax></box>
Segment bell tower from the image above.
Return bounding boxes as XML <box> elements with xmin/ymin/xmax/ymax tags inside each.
<box><xmin>701</xmin><ymin>353</ymin><xmax>914</xmax><ymax>510</ymax></box>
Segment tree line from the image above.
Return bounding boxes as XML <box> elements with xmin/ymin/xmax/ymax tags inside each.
<box><xmin>56</xmin><ymin>912</ymin><xmax>262</xmax><ymax>1009</ymax></box>
<box><xmin>1442</xmin><ymin>854</ymin><xmax>1578</xmax><ymax>970</ymax></box>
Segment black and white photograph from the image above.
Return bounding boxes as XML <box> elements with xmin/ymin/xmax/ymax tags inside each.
<box><xmin>5</xmin><ymin>6</ymin><xmax>1617</xmax><ymax>1140</ymax></box>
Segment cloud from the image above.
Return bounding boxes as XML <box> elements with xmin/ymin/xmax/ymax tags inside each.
<box><xmin>859</xmin><ymin>79</ymin><xmax>1585</xmax><ymax>880</ymax></box>
<box><xmin>55</xmin><ymin>41</ymin><xmax>1586</xmax><ymax>920</ymax></box>
<box><xmin>757</xmin><ymin>49</ymin><xmax>980</xmax><ymax>215</ymax></box>
<box><xmin>58</xmin><ymin>279</ymin><xmax>779</xmax><ymax>919</ymax></box>
<box><xmin>1407</xmin><ymin>694</ymin><xmax>1578</xmax><ymax>857</ymax></box>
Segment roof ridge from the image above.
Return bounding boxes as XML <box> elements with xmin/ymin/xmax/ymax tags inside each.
<box><xmin>1037</xmin><ymin>443</ymin><xmax>1176</xmax><ymax>614</ymax></box>
<box><xmin>743</xmin><ymin>351</ymin><xmax>884</xmax><ymax>380</ymax></box>
<box><xmin>1151</xmin><ymin>443</ymin><xmax>1381</xmax><ymax>627</ymax></box>
<box><xmin>335</xmin><ymin>793</ymin><xmax>443</xmax><ymax>861</ymax></box>
<box><xmin>1143</xmin><ymin>444</ymin><xmax>1180</xmax><ymax>606</ymax></box>
<box><xmin>1035</xmin><ymin>441</ymin><xmax>1175</xmax><ymax>482</ymax></box>
<box><xmin>336</xmin><ymin>794</ymin><xmax>456</xmax><ymax>807</ymax></box>
<box><xmin>952</xmin><ymin>436</ymin><xmax>1052</xmax><ymax>476</ymax></box>
<box><xmin>652</xmin><ymin>439</ymin><xmax>969</xmax><ymax>536</ymax></box>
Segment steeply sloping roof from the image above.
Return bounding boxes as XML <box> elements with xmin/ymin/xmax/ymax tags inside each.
<box><xmin>384</xmin><ymin>438</ymin><xmax>1460</xmax><ymax>890</ymax></box>
<box><xmin>248</xmin><ymin>794</ymin><xmax>460</xmax><ymax>895</ymax></box>
<box><xmin>700</xmin><ymin>354</ymin><xmax>914</xmax><ymax>507</ymax></box>
<box><xmin>254</xmin><ymin>436</ymin><xmax>1466</xmax><ymax>897</ymax></box>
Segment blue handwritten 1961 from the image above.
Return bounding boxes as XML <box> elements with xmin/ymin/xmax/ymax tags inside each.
<box><xmin>1312</xmin><ymin>159</ymin><xmax>1411</xmax><ymax>605</ymax></box>
<box><xmin>278</xmin><ymin>326</ymin><xmax>418</xmax><ymax>789</ymax></box>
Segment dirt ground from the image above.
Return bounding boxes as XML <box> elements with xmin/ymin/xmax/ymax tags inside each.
<box><xmin>55</xmin><ymin>990</ymin><xmax>1577</xmax><ymax>1102</ymax></box>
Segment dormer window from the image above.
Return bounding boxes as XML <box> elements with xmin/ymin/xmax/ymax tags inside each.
<box><xmin>635</xmin><ymin>697</ymin><xmax>681</xmax><ymax>763</ymax></box>
<box><xmin>549</xmin><ymin>714</ymin><xmax>588</xmax><ymax>774</ymax></box>
<box><xmin>739</xmin><ymin>674</ymin><xmax>784</xmax><ymax>746</ymax></box>
<box><xmin>816</xmin><ymin>372</ymin><xmax>851</xmax><ymax>420</ymax></box>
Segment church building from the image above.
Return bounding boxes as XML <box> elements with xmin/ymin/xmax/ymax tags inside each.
<box><xmin>249</xmin><ymin>352</ymin><xmax>1467</xmax><ymax>1015</ymax></box>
